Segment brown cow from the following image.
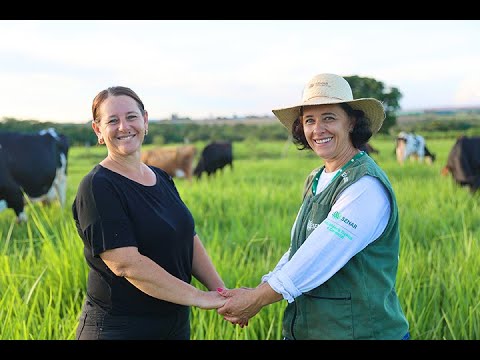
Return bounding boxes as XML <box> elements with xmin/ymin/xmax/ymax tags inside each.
<box><xmin>141</xmin><ymin>145</ymin><xmax>197</xmax><ymax>181</ymax></box>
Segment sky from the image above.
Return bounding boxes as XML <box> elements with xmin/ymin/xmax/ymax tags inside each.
<box><xmin>0</xmin><ymin>20</ymin><xmax>479</xmax><ymax>124</ymax></box>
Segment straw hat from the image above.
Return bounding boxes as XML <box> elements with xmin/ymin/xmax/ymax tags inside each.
<box><xmin>272</xmin><ymin>73</ymin><xmax>385</xmax><ymax>133</ymax></box>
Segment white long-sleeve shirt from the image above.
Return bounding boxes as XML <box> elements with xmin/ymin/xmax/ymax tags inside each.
<box><xmin>262</xmin><ymin>173</ymin><xmax>391</xmax><ymax>303</ymax></box>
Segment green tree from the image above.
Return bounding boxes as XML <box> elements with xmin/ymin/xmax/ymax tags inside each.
<box><xmin>344</xmin><ymin>75</ymin><xmax>402</xmax><ymax>134</ymax></box>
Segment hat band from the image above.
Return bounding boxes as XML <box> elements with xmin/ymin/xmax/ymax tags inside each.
<box><xmin>304</xmin><ymin>95</ymin><xmax>348</xmax><ymax>102</ymax></box>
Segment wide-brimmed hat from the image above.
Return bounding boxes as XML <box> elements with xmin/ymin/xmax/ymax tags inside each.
<box><xmin>272</xmin><ymin>73</ymin><xmax>385</xmax><ymax>133</ymax></box>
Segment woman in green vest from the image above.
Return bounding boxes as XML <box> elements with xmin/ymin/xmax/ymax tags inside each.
<box><xmin>217</xmin><ymin>73</ymin><xmax>410</xmax><ymax>340</ymax></box>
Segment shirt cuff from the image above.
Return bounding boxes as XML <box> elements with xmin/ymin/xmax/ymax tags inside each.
<box><xmin>261</xmin><ymin>271</ymin><xmax>274</xmax><ymax>283</ymax></box>
<box><xmin>267</xmin><ymin>272</ymin><xmax>302</xmax><ymax>303</ymax></box>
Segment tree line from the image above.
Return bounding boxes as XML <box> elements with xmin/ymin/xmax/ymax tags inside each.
<box><xmin>2</xmin><ymin>75</ymin><xmax>478</xmax><ymax>145</ymax></box>
<box><xmin>0</xmin><ymin>75</ymin><xmax>404</xmax><ymax>145</ymax></box>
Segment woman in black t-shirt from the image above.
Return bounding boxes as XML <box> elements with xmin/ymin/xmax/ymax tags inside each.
<box><xmin>73</xmin><ymin>86</ymin><xmax>226</xmax><ymax>340</ymax></box>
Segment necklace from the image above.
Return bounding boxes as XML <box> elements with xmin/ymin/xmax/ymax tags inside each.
<box><xmin>311</xmin><ymin>151</ymin><xmax>365</xmax><ymax>196</ymax></box>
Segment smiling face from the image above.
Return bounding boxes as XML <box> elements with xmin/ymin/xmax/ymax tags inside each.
<box><xmin>92</xmin><ymin>94</ymin><xmax>148</xmax><ymax>158</ymax></box>
<box><xmin>302</xmin><ymin>104</ymin><xmax>356</xmax><ymax>169</ymax></box>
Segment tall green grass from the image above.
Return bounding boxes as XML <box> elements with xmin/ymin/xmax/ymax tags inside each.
<box><xmin>0</xmin><ymin>138</ymin><xmax>478</xmax><ymax>339</ymax></box>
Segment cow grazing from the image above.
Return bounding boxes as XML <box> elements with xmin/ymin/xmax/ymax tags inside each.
<box><xmin>395</xmin><ymin>132</ymin><xmax>436</xmax><ymax>165</ymax></box>
<box><xmin>194</xmin><ymin>141</ymin><xmax>233</xmax><ymax>179</ymax></box>
<box><xmin>0</xmin><ymin>128</ymin><xmax>69</xmax><ymax>223</ymax></box>
<box><xmin>141</xmin><ymin>145</ymin><xmax>197</xmax><ymax>181</ymax></box>
<box><xmin>441</xmin><ymin>136</ymin><xmax>480</xmax><ymax>193</ymax></box>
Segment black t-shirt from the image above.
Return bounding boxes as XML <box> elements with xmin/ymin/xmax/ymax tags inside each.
<box><xmin>72</xmin><ymin>164</ymin><xmax>195</xmax><ymax>316</ymax></box>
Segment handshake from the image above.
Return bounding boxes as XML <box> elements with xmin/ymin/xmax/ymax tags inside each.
<box><xmin>215</xmin><ymin>287</ymin><xmax>257</xmax><ymax>327</ymax></box>
<box><xmin>201</xmin><ymin>282</ymin><xmax>283</xmax><ymax>327</ymax></box>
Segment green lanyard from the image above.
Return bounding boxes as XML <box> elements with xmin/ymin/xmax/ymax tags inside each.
<box><xmin>311</xmin><ymin>151</ymin><xmax>365</xmax><ymax>196</ymax></box>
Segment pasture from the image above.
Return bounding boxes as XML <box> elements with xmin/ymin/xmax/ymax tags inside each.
<box><xmin>0</xmin><ymin>137</ymin><xmax>479</xmax><ymax>340</ymax></box>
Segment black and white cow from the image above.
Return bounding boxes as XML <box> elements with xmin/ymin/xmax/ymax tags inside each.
<box><xmin>193</xmin><ymin>141</ymin><xmax>233</xmax><ymax>179</ymax></box>
<box><xmin>0</xmin><ymin>128</ymin><xmax>69</xmax><ymax>222</ymax></box>
<box><xmin>395</xmin><ymin>132</ymin><xmax>436</xmax><ymax>165</ymax></box>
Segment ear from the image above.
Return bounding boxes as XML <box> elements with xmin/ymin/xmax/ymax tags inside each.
<box><xmin>143</xmin><ymin>110</ymin><xmax>149</xmax><ymax>131</ymax></box>
<box><xmin>91</xmin><ymin>120</ymin><xmax>101</xmax><ymax>138</ymax></box>
<box><xmin>348</xmin><ymin>122</ymin><xmax>355</xmax><ymax>134</ymax></box>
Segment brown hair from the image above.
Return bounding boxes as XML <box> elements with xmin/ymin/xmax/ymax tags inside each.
<box><xmin>291</xmin><ymin>103</ymin><xmax>373</xmax><ymax>150</ymax></box>
<box><xmin>92</xmin><ymin>86</ymin><xmax>146</xmax><ymax>123</ymax></box>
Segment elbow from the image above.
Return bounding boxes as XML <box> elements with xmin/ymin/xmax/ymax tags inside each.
<box><xmin>102</xmin><ymin>258</ymin><xmax>135</xmax><ymax>278</ymax></box>
<box><xmin>100</xmin><ymin>247</ymin><xmax>142</xmax><ymax>278</ymax></box>
<box><xmin>108</xmin><ymin>263</ymin><xmax>129</xmax><ymax>278</ymax></box>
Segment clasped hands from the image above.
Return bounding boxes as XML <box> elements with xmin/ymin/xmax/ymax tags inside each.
<box><xmin>215</xmin><ymin>286</ymin><xmax>261</xmax><ymax>327</ymax></box>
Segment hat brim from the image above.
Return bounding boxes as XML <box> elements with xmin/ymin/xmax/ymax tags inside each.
<box><xmin>272</xmin><ymin>97</ymin><xmax>385</xmax><ymax>134</ymax></box>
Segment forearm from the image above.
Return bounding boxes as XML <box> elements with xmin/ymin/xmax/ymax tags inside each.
<box><xmin>101</xmin><ymin>246</ymin><xmax>223</xmax><ymax>308</ymax></box>
<box><xmin>123</xmin><ymin>253</ymin><xmax>204</xmax><ymax>306</ymax></box>
<box><xmin>192</xmin><ymin>235</ymin><xmax>225</xmax><ymax>290</ymax></box>
<box><xmin>255</xmin><ymin>281</ymin><xmax>283</xmax><ymax>307</ymax></box>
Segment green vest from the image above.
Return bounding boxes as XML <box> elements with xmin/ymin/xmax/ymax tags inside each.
<box><xmin>282</xmin><ymin>154</ymin><xmax>409</xmax><ymax>339</ymax></box>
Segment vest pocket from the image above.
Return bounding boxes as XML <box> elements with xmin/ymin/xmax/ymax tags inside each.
<box><xmin>303</xmin><ymin>291</ymin><xmax>354</xmax><ymax>339</ymax></box>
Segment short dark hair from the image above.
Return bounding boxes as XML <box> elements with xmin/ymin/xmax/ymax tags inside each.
<box><xmin>291</xmin><ymin>103</ymin><xmax>373</xmax><ymax>150</ymax></box>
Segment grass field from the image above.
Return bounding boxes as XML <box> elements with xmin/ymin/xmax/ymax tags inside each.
<box><xmin>0</xmin><ymin>137</ymin><xmax>479</xmax><ymax>340</ymax></box>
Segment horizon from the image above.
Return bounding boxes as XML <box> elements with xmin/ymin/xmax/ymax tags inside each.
<box><xmin>4</xmin><ymin>103</ymin><xmax>480</xmax><ymax>125</ymax></box>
